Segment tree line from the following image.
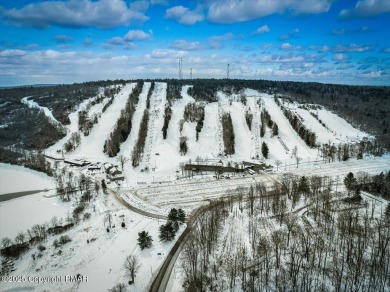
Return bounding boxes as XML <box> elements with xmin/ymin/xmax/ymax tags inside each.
<box><xmin>183</xmin><ymin>102</ymin><xmax>206</xmax><ymax>141</ymax></box>
<box><xmin>132</xmin><ymin>109</ymin><xmax>149</xmax><ymax>167</ymax></box>
<box><xmin>103</xmin><ymin>81</ymin><xmax>144</xmax><ymax>157</ymax></box>
<box><xmin>275</xmin><ymin>97</ymin><xmax>317</xmax><ymax>147</ymax></box>
<box><xmin>222</xmin><ymin>112</ymin><xmax>235</xmax><ymax>155</ymax></box>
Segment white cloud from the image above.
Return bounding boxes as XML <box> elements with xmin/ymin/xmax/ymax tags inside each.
<box><xmin>280</xmin><ymin>42</ymin><xmax>303</xmax><ymax>50</ymax></box>
<box><xmin>149</xmin><ymin>49</ymin><xmax>188</xmax><ymax>59</ymax></box>
<box><xmin>165</xmin><ymin>6</ymin><xmax>204</xmax><ymax>25</ymax></box>
<box><xmin>253</xmin><ymin>25</ymin><xmax>270</xmax><ymax>35</ymax></box>
<box><xmin>208</xmin><ymin>33</ymin><xmax>234</xmax><ymax>49</ymax></box>
<box><xmin>170</xmin><ymin>40</ymin><xmax>204</xmax><ymax>51</ymax></box>
<box><xmin>123</xmin><ymin>30</ymin><xmax>151</xmax><ymax>41</ymax></box>
<box><xmin>340</xmin><ymin>0</ymin><xmax>390</xmax><ymax>19</ymax></box>
<box><xmin>333</xmin><ymin>44</ymin><xmax>372</xmax><ymax>52</ymax></box>
<box><xmin>2</xmin><ymin>0</ymin><xmax>148</xmax><ymax>29</ymax></box>
<box><xmin>207</xmin><ymin>0</ymin><xmax>332</xmax><ymax>23</ymax></box>
<box><xmin>332</xmin><ymin>53</ymin><xmax>349</xmax><ymax>63</ymax></box>
<box><xmin>278</xmin><ymin>28</ymin><xmax>300</xmax><ymax>40</ymax></box>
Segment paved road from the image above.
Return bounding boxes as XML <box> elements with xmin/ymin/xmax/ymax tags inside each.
<box><xmin>109</xmin><ymin>188</ymin><xmax>167</xmax><ymax>220</ymax></box>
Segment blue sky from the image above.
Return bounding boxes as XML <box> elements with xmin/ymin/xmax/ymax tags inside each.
<box><xmin>0</xmin><ymin>0</ymin><xmax>389</xmax><ymax>86</ymax></box>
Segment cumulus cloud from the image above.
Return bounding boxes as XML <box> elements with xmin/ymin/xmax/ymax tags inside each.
<box><xmin>123</xmin><ymin>30</ymin><xmax>151</xmax><ymax>41</ymax></box>
<box><xmin>253</xmin><ymin>25</ymin><xmax>270</xmax><ymax>35</ymax></box>
<box><xmin>333</xmin><ymin>44</ymin><xmax>372</xmax><ymax>52</ymax></box>
<box><xmin>170</xmin><ymin>40</ymin><xmax>204</xmax><ymax>51</ymax></box>
<box><xmin>208</xmin><ymin>33</ymin><xmax>234</xmax><ymax>49</ymax></box>
<box><xmin>207</xmin><ymin>0</ymin><xmax>332</xmax><ymax>23</ymax></box>
<box><xmin>278</xmin><ymin>28</ymin><xmax>299</xmax><ymax>40</ymax></box>
<box><xmin>309</xmin><ymin>45</ymin><xmax>330</xmax><ymax>52</ymax></box>
<box><xmin>332</xmin><ymin>53</ymin><xmax>349</xmax><ymax>63</ymax></box>
<box><xmin>1</xmin><ymin>0</ymin><xmax>148</xmax><ymax>29</ymax></box>
<box><xmin>165</xmin><ymin>6</ymin><xmax>203</xmax><ymax>25</ymax></box>
<box><xmin>330</xmin><ymin>26</ymin><xmax>371</xmax><ymax>35</ymax></box>
<box><xmin>279</xmin><ymin>42</ymin><xmax>303</xmax><ymax>50</ymax></box>
<box><xmin>103</xmin><ymin>30</ymin><xmax>150</xmax><ymax>49</ymax></box>
<box><xmin>340</xmin><ymin>0</ymin><xmax>390</xmax><ymax>19</ymax></box>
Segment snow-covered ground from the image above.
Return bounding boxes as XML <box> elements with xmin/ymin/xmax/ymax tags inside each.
<box><xmin>72</xmin><ymin>83</ymin><xmax>135</xmax><ymax>161</ymax></box>
<box><xmin>21</xmin><ymin>96</ymin><xmax>61</xmax><ymax>125</ymax></box>
<box><xmin>118</xmin><ymin>82</ymin><xmax>151</xmax><ymax>159</ymax></box>
<box><xmin>279</xmin><ymin>99</ymin><xmax>369</xmax><ymax>144</ymax></box>
<box><xmin>0</xmin><ymin>163</ymin><xmax>55</xmax><ymax>195</ymax></box>
<box><xmin>1</xmin><ymin>191</ymin><xmax>184</xmax><ymax>292</ymax></box>
<box><xmin>46</xmin><ymin>96</ymin><xmax>98</xmax><ymax>155</ymax></box>
<box><xmin>316</xmin><ymin>107</ymin><xmax>369</xmax><ymax>142</ymax></box>
<box><xmin>0</xmin><ymin>189</ymin><xmax>69</xmax><ymax>239</ymax></box>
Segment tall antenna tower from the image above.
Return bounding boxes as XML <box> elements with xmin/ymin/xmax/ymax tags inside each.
<box><xmin>190</xmin><ymin>68</ymin><xmax>192</xmax><ymax>80</ymax></box>
<box><xmin>178</xmin><ymin>58</ymin><xmax>183</xmax><ymax>79</ymax></box>
<box><xmin>227</xmin><ymin>63</ymin><xmax>230</xmax><ymax>79</ymax></box>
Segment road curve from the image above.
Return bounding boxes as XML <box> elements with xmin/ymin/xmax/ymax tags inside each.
<box><xmin>109</xmin><ymin>188</ymin><xmax>167</xmax><ymax>220</ymax></box>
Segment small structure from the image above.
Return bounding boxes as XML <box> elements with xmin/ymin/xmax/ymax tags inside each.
<box><xmin>103</xmin><ymin>163</ymin><xmax>114</xmax><ymax>174</ymax></box>
<box><xmin>109</xmin><ymin>167</ymin><xmax>124</xmax><ymax>181</ymax></box>
<box><xmin>64</xmin><ymin>158</ymin><xmax>89</xmax><ymax>167</ymax></box>
<box><xmin>88</xmin><ymin>164</ymin><xmax>101</xmax><ymax>171</ymax></box>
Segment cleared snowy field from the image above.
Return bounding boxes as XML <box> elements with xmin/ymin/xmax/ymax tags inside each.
<box><xmin>0</xmin><ymin>189</ymin><xmax>69</xmax><ymax>239</ymax></box>
<box><xmin>21</xmin><ymin>96</ymin><xmax>61</xmax><ymax>125</ymax></box>
<box><xmin>1</xmin><ymin>192</ymin><xmax>183</xmax><ymax>292</ymax></box>
<box><xmin>0</xmin><ymin>163</ymin><xmax>55</xmax><ymax>195</ymax></box>
<box><xmin>72</xmin><ymin>83</ymin><xmax>135</xmax><ymax>161</ymax></box>
<box><xmin>261</xmin><ymin>94</ymin><xmax>318</xmax><ymax>162</ymax></box>
<box><xmin>316</xmin><ymin>108</ymin><xmax>369</xmax><ymax>142</ymax></box>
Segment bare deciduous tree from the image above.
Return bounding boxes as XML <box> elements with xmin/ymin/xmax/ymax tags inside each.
<box><xmin>124</xmin><ymin>255</ymin><xmax>140</xmax><ymax>283</ymax></box>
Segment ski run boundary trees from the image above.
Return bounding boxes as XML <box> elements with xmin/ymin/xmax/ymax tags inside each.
<box><xmin>222</xmin><ymin>112</ymin><xmax>235</xmax><ymax>155</ymax></box>
<box><xmin>183</xmin><ymin>102</ymin><xmax>206</xmax><ymax>141</ymax></box>
<box><xmin>103</xmin><ymin>81</ymin><xmax>143</xmax><ymax>157</ymax></box>
<box><xmin>132</xmin><ymin>81</ymin><xmax>154</xmax><ymax>167</ymax></box>
<box><xmin>275</xmin><ymin>97</ymin><xmax>317</xmax><ymax>148</ymax></box>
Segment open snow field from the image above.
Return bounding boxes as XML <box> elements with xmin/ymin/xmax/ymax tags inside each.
<box><xmin>1</xmin><ymin>192</ymin><xmax>183</xmax><ymax>292</ymax></box>
<box><xmin>0</xmin><ymin>189</ymin><xmax>69</xmax><ymax>239</ymax></box>
<box><xmin>0</xmin><ymin>163</ymin><xmax>55</xmax><ymax>195</ymax></box>
<box><xmin>261</xmin><ymin>94</ymin><xmax>318</xmax><ymax>162</ymax></box>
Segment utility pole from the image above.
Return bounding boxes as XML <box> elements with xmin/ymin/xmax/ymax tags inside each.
<box><xmin>190</xmin><ymin>68</ymin><xmax>192</xmax><ymax>80</ymax></box>
<box><xmin>178</xmin><ymin>58</ymin><xmax>183</xmax><ymax>79</ymax></box>
<box><xmin>227</xmin><ymin>63</ymin><xmax>230</xmax><ymax>79</ymax></box>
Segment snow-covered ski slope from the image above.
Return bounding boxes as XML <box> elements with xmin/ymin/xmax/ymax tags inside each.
<box><xmin>118</xmin><ymin>82</ymin><xmax>151</xmax><ymax>159</ymax></box>
<box><xmin>280</xmin><ymin>99</ymin><xmax>369</xmax><ymax>144</ymax></box>
<box><xmin>21</xmin><ymin>96</ymin><xmax>61</xmax><ymax>125</ymax></box>
<box><xmin>72</xmin><ymin>83</ymin><xmax>135</xmax><ymax>161</ymax></box>
<box><xmin>49</xmin><ymin>83</ymin><xmax>375</xmax><ymax>181</ymax></box>
<box><xmin>261</xmin><ymin>93</ymin><xmax>318</xmax><ymax>161</ymax></box>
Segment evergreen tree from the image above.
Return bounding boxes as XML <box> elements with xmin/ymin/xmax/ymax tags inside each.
<box><xmin>262</xmin><ymin>142</ymin><xmax>269</xmax><ymax>159</ymax></box>
<box><xmin>272</xmin><ymin>123</ymin><xmax>279</xmax><ymax>137</ymax></box>
<box><xmin>159</xmin><ymin>221</ymin><xmax>176</xmax><ymax>242</ymax></box>
<box><xmin>168</xmin><ymin>208</ymin><xmax>178</xmax><ymax>222</ymax></box>
<box><xmin>385</xmin><ymin>203</ymin><xmax>390</xmax><ymax>221</ymax></box>
<box><xmin>137</xmin><ymin>231</ymin><xmax>153</xmax><ymax>250</ymax></box>
<box><xmin>298</xmin><ymin>176</ymin><xmax>310</xmax><ymax>194</ymax></box>
<box><xmin>177</xmin><ymin>208</ymin><xmax>186</xmax><ymax>223</ymax></box>
<box><xmin>344</xmin><ymin>172</ymin><xmax>357</xmax><ymax>194</ymax></box>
